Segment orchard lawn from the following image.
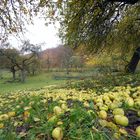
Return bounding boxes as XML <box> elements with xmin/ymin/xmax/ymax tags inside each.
<box><xmin>0</xmin><ymin>69</ymin><xmax>95</xmax><ymax>94</ymax></box>
<box><xmin>0</xmin><ymin>72</ymin><xmax>140</xmax><ymax>139</ymax></box>
<box><xmin>0</xmin><ymin>72</ymin><xmax>65</xmax><ymax>94</ymax></box>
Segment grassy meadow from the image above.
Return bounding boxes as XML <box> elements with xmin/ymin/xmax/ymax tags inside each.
<box><xmin>0</xmin><ymin>69</ymin><xmax>95</xmax><ymax>93</ymax></box>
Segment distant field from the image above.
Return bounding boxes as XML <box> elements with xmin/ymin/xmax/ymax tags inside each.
<box><xmin>0</xmin><ymin>69</ymin><xmax>96</xmax><ymax>93</ymax></box>
<box><xmin>1</xmin><ymin>66</ymin><xmax>140</xmax><ymax>94</ymax></box>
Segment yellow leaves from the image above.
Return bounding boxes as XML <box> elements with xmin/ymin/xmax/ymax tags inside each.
<box><xmin>14</xmin><ymin>121</ymin><xmax>23</xmax><ymax>127</ymax></box>
<box><xmin>24</xmin><ymin>106</ymin><xmax>32</xmax><ymax>111</ymax></box>
<box><xmin>33</xmin><ymin>117</ymin><xmax>40</xmax><ymax>122</ymax></box>
<box><xmin>18</xmin><ymin>132</ymin><xmax>27</xmax><ymax>138</ymax></box>
<box><xmin>23</xmin><ymin>111</ymin><xmax>30</xmax><ymax>120</ymax></box>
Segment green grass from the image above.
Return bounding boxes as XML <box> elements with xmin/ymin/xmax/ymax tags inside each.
<box><xmin>0</xmin><ymin>72</ymin><xmax>66</xmax><ymax>93</ymax></box>
<box><xmin>0</xmin><ymin>69</ymin><xmax>96</xmax><ymax>94</ymax></box>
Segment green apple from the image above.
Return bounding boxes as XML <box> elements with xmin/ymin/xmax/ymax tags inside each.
<box><xmin>134</xmin><ymin>101</ymin><xmax>140</xmax><ymax>109</ymax></box>
<box><xmin>98</xmin><ymin>110</ymin><xmax>107</xmax><ymax>119</ymax></box>
<box><xmin>136</xmin><ymin>126</ymin><xmax>140</xmax><ymax>137</ymax></box>
<box><xmin>114</xmin><ymin>115</ymin><xmax>129</xmax><ymax>126</ymax></box>
<box><xmin>52</xmin><ymin>127</ymin><xmax>63</xmax><ymax>140</ymax></box>
<box><xmin>113</xmin><ymin>108</ymin><xmax>124</xmax><ymax>116</ymax></box>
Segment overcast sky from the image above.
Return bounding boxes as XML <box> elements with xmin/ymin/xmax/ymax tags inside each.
<box><xmin>8</xmin><ymin>17</ymin><xmax>62</xmax><ymax>50</ymax></box>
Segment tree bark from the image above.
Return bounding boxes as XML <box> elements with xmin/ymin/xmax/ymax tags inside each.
<box><xmin>21</xmin><ymin>69</ymin><xmax>26</xmax><ymax>83</ymax></box>
<box><xmin>107</xmin><ymin>0</ymin><xmax>138</xmax><ymax>4</ymax></box>
<box><xmin>12</xmin><ymin>70</ymin><xmax>16</xmax><ymax>81</ymax></box>
<box><xmin>125</xmin><ymin>47</ymin><xmax>140</xmax><ymax>73</ymax></box>
<box><xmin>11</xmin><ymin>66</ymin><xmax>16</xmax><ymax>81</ymax></box>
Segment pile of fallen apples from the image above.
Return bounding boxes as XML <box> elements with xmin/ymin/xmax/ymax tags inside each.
<box><xmin>51</xmin><ymin>85</ymin><xmax>140</xmax><ymax>140</ymax></box>
<box><xmin>0</xmin><ymin>84</ymin><xmax>140</xmax><ymax>139</ymax></box>
<box><xmin>93</xmin><ymin>86</ymin><xmax>140</xmax><ymax>138</ymax></box>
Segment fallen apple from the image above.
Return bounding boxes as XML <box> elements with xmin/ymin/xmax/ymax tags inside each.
<box><xmin>114</xmin><ymin>115</ymin><xmax>129</xmax><ymax>126</ymax></box>
<box><xmin>53</xmin><ymin>106</ymin><xmax>63</xmax><ymax>115</ymax></box>
<box><xmin>126</xmin><ymin>98</ymin><xmax>134</xmax><ymax>107</ymax></box>
<box><xmin>52</xmin><ymin>127</ymin><xmax>63</xmax><ymax>140</ymax></box>
<box><xmin>113</xmin><ymin>108</ymin><xmax>124</xmax><ymax>116</ymax></box>
<box><xmin>98</xmin><ymin>110</ymin><xmax>107</xmax><ymax>119</ymax></box>
<box><xmin>136</xmin><ymin>126</ymin><xmax>140</xmax><ymax>137</ymax></box>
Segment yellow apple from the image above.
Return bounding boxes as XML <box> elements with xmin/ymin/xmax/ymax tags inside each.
<box><xmin>134</xmin><ymin>101</ymin><xmax>140</xmax><ymax>109</ymax></box>
<box><xmin>96</xmin><ymin>102</ymin><xmax>103</xmax><ymax>107</ymax></box>
<box><xmin>103</xmin><ymin>95</ymin><xmax>110</xmax><ymax>101</ymax></box>
<box><xmin>114</xmin><ymin>115</ymin><xmax>129</xmax><ymax>126</ymax></box>
<box><xmin>106</xmin><ymin>122</ymin><xmax>118</xmax><ymax>130</ymax></box>
<box><xmin>98</xmin><ymin>110</ymin><xmax>107</xmax><ymax>119</ymax></box>
<box><xmin>0</xmin><ymin>114</ymin><xmax>9</xmax><ymax>121</ymax></box>
<box><xmin>53</xmin><ymin>106</ymin><xmax>63</xmax><ymax>115</ymax></box>
<box><xmin>105</xmin><ymin>100</ymin><xmax>112</xmax><ymax>106</ymax></box>
<box><xmin>99</xmin><ymin>119</ymin><xmax>108</xmax><ymax>127</ymax></box>
<box><xmin>52</xmin><ymin>127</ymin><xmax>63</xmax><ymax>140</ymax></box>
<box><xmin>136</xmin><ymin>126</ymin><xmax>140</xmax><ymax>137</ymax></box>
<box><xmin>99</xmin><ymin>105</ymin><xmax>108</xmax><ymax>111</ymax></box>
<box><xmin>8</xmin><ymin>111</ymin><xmax>16</xmax><ymax>117</ymax></box>
<box><xmin>83</xmin><ymin>101</ymin><xmax>90</xmax><ymax>108</ymax></box>
<box><xmin>138</xmin><ymin>111</ymin><xmax>140</xmax><ymax>117</ymax></box>
<box><xmin>61</xmin><ymin>104</ymin><xmax>68</xmax><ymax>111</ymax></box>
<box><xmin>113</xmin><ymin>132</ymin><xmax>121</xmax><ymax>139</ymax></box>
<box><xmin>110</xmin><ymin>103</ymin><xmax>119</xmax><ymax>110</ymax></box>
<box><xmin>113</xmin><ymin>108</ymin><xmax>124</xmax><ymax>116</ymax></box>
<box><xmin>95</xmin><ymin>98</ymin><xmax>103</xmax><ymax>103</ymax></box>
<box><xmin>119</xmin><ymin>128</ymin><xmax>128</xmax><ymax>136</ymax></box>
<box><xmin>57</xmin><ymin>121</ymin><xmax>63</xmax><ymax>125</ymax></box>
<box><xmin>48</xmin><ymin>116</ymin><xmax>58</xmax><ymax>122</ymax></box>
<box><xmin>126</xmin><ymin>98</ymin><xmax>134</xmax><ymax>107</ymax></box>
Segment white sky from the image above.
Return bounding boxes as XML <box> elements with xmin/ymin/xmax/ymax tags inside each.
<box><xmin>8</xmin><ymin>17</ymin><xmax>62</xmax><ymax>50</ymax></box>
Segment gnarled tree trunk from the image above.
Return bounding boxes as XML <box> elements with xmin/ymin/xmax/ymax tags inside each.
<box><xmin>21</xmin><ymin>69</ymin><xmax>26</xmax><ymax>83</ymax></box>
<box><xmin>11</xmin><ymin>66</ymin><xmax>16</xmax><ymax>81</ymax></box>
<box><xmin>125</xmin><ymin>47</ymin><xmax>140</xmax><ymax>73</ymax></box>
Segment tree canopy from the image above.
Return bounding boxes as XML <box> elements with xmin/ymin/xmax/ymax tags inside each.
<box><xmin>0</xmin><ymin>0</ymin><xmax>59</xmax><ymax>41</ymax></box>
<box><xmin>0</xmin><ymin>0</ymin><xmax>139</xmax><ymax>54</ymax></box>
<box><xmin>58</xmin><ymin>0</ymin><xmax>140</xmax><ymax>53</ymax></box>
